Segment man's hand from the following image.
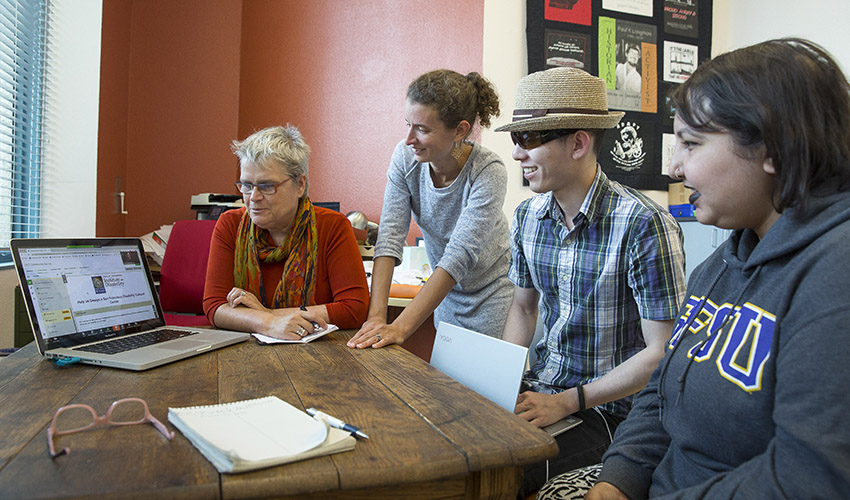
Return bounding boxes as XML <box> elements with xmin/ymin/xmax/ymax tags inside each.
<box><xmin>514</xmin><ymin>389</ymin><xmax>577</xmax><ymax>428</ymax></box>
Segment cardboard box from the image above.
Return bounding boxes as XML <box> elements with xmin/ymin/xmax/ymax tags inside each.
<box><xmin>668</xmin><ymin>182</ymin><xmax>694</xmax><ymax>206</ymax></box>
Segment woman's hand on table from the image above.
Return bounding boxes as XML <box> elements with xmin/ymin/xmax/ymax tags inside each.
<box><xmin>262</xmin><ymin>310</ymin><xmax>327</xmax><ymax>340</ymax></box>
<box><xmin>226</xmin><ymin>287</ymin><xmax>328</xmax><ymax>339</ymax></box>
<box><xmin>348</xmin><ymin>318</ymin><xmax>405</xmax><ymax>349</ymax></box>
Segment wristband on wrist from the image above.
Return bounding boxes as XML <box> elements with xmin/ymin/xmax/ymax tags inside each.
<box><xmin>576</xmin><ymin>382</ymin><xmax>586</xmax><ymax>411</ymax></box>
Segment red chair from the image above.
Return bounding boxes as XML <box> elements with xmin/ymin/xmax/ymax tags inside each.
<box><xmin>158</xmin><ymin>219</ymin><xmax>217</xmax><ymax>327</ymax></box>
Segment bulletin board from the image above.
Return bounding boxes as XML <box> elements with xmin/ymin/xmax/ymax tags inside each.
<box><xmin>525</xmin><ymin>0</ymin><xmax>712</xmax><ymax>190</ymax></box>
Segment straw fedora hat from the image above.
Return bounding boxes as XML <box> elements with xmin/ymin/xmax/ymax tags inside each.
<box><xmin>494</xmin><ymin>67</ymin><xmax>624</xmax><ymax>132</ymax></box>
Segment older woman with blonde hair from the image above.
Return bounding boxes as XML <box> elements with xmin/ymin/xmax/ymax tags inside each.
<box><xmin>203</xmin><ymin>124</ymin><xmax>369</xmax><ymax>339</ymax></box>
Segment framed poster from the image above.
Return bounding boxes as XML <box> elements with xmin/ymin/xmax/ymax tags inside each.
<box><xmin>664</xmin><ymin>41</ymin><xmax>698</xmax><ymax>83</ymax></box>
<box><xmin>602</xmin><ymin>0</ymin><xmax>653</xmax><ymax>17</ymax></box>
<box><xmin>545</xmin><ymin>29</ymin><xmax>591</xmax><ymax>69</ymax></box>
<box><xmin>664</xmin><ymin>0</ymin><xmax>699</xmax><ymax>38</ymax></box>
<box><xmin>546</xmin><ymin>0</ymin><xmax>592</xmax><ymax>25</ymax></box>
<box><xmin>599</xmin><ymin>17</ymin><xmax>657</xmax><ymax>113</ymax></box>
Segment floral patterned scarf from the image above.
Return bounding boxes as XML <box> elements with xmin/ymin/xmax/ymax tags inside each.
<box><xmin>233</xmin><ymin>198</ymin><xmax>318</xmax><ymax>308</ymax></box>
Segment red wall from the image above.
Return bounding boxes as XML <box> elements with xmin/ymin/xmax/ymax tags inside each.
<box><xmin>96</xmin><ymin>0</ymin><xmax>132</xmax><ymax>237</ymax></box>
<box><xmin>97</xmin><ymin>1</ymin><xmax>484</xmax><ymax>237</ymax></box>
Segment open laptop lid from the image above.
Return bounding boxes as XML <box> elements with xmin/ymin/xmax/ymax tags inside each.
<box><xmin>430</xmin><ymin>321</ymin><xmax>528</xmax><ymax>412</ymax></box>
<box><xmin>10</xmin><ymin>238</ymin><xmax>166</xmax><ymax>355</ymax></box>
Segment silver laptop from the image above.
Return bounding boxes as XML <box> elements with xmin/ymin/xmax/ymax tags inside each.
<box><xmin>10</xmin><ymin>238</ymin><xmax>249</xmax><ymax>370</ymax></box>
<box><xmin>430</xmin><ymin>321</ymin><xmax>581</xmax><ymax>436</ymax></box>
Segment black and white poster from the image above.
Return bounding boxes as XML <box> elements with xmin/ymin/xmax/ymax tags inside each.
<box><xmin>664</xmin><ymin>0</ymin><xmax>699</xmax><ymax>38</ymax></box>
<box><xmin>600</xmin><ymin>117</ymin><xmax>666</xmax><ymax>189</ymax></box>
<box><xmin>664</xmin><ymin>41</ymin><xmax>697</xmax><ymax>82</ymax></box>
<box><xmin>545</xmin><ymin>29</ymin><xmax>591</xmax><ymax>70</ymax></box>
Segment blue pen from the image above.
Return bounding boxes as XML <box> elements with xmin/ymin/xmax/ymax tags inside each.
<box><xmin>306</xmin><ymin>408</ymin><xmax>369</xmax><ymax>439</ymax></box>
<box><xmin>300</xmin><ymin>304</ymin><xmax>321</xmax><ymax>330</ymax></box>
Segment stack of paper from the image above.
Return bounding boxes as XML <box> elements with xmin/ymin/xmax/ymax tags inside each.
<box><xmin>253</xmin><ymin>324</ymin><xmax>338</xmax><ymax>344</ymax></box>
<box><xmin>168</xmin><ymin>396</ymin><xmax>355</xmax><ymax>473</ymax></box>
<box><xmin>140</xmin><ymin>224</ymin><xmax>173</xmax><ymax>265</ymax></box>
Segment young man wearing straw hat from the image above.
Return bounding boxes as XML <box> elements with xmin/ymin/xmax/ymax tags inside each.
<box><xmin>495</xmin><ymin>67</ymin><xmax>686</xmax><ymax>496</ymax></box>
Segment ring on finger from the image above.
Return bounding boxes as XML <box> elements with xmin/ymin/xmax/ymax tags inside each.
<box><xmin>296</xmin><ymin>326</ymin><xmax>307</xmax><ymax>337</ymax></box>
<box><xmin>375</xmin><ymin>334</ymin><xmax>382</xmax><ymax>341</ymax></box>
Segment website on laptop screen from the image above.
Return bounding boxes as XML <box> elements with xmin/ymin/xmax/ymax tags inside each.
<box><xmin>18</xmin><ymin>245</ymin><xmax>159</xmax><ymax>344</ymax></box>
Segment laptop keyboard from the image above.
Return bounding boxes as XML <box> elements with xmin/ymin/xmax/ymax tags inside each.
<box><xmin>75</xmin><ymin>329</ymin><xmax>200</xmax><ymax>355</ymax></box>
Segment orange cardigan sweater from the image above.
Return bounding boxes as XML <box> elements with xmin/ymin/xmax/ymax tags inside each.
<box><xmin>202</xmin><ymin>206</ymin><xmax>369</xmax><ymax>329</ymax></box>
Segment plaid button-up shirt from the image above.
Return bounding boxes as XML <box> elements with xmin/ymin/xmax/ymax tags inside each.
<box><xmin>509</xmin><ymin>168</ymin><xmax>686</xmax><ymax>417</ymax></box>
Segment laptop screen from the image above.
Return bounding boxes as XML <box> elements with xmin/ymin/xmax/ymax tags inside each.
<box><xmin>12</xmin><ymin>240</ymin><xmax>164</xmax><ymax>350</ymax></box>
<box><xmin>430</xmin><ymin>322</ymin><xmax>528</xmax><ymax>412</ymax></box>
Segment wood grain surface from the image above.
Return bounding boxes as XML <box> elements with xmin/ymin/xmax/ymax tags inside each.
<box><xmin>0</xmin><ymin>330</ymin><xmax>556</xmax><ymax>499</ymax></box>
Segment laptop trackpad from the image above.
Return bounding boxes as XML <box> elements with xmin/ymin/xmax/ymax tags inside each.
<box><xmin>159</xmin><ymin>339</ymin><xmax>211</xmax><ymax>351</ymax></box>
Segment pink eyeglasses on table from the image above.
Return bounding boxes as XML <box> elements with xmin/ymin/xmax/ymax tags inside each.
<box><xmin>47</xmin><ymin>397</ymin><xmax>174</xmax><ymax>458</ymax></box>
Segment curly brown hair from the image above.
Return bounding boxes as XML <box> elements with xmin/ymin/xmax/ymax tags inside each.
<box><xmin>406</xmin><ymin>69</ymin><xmax>500</xmax><ymax>131</ymax></box>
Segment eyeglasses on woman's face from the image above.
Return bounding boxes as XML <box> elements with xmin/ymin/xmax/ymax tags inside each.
<box><xmin>47</xmin><ymin>398</ymin><xmax>173</xmax><ymax>458</ymax></box>
<box><xmin>235</xmin><ymin>178</ymin><xmax>292</xmax><ymax>195</ymax></box>
<box><xmin>510</xmin><ymin>129</ymin><xmax>577</xmax><ymax>150</ymax></box>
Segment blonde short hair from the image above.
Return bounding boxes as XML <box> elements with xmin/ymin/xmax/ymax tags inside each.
<box><xmin>231</xmin><ymin>124</ymin><xmax>311</xmax><ymax>195</ymax></box>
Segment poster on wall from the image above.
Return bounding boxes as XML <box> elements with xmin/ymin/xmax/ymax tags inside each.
<box><xmin>602</xmin><ymin>0</ymin><xmax>653</xmax><ymax>17</ymax></box>
<box><xmin>661</xmin><ymin>133</ymin><xmax>676</xmax><ymax>176</ymax></box>
<box><xmin>664</xmin><ymin>41</ymin><xmax>698</xmax><ymax>82</ymax></box>
<box><xmin>544</xmin><ymin>29</ymin><xmax>590</xmax><ymax>69</ymax></box>
<box><xmin>545</xmin><ymin>0</ymin><xmax>592</xmax><ymax>26</ymax></box>
<box><xmin>664</xmin><ymin>0</ymin><xmax>699</xmax><ymax>38</ymax></box>
<box><xmin>599</xmin><ymin>17</ymin><xmax>657</xmax><ymax>113</ymax></box>
<box><xmin>600</xmin><ymin>117</ymin><xmax>666</xmax><ymax>189</ymax></box>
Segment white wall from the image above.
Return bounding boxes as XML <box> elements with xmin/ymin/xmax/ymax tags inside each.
<box><xmin>0</xmin><ymin>0</ymin><xmax>101</xmax><ymax>349</ymax></box>
<box><xmin>482</xmin><ymin>0</ymin><xmax>529</xmax><ymax>221</ymax></box>
<box><xmin>713</xmin><ymin>0</ymin><xmax>850</xmax><ymax>72</ymax></box>
<box><xmin>41</xmin><ymin>0</ymin><xmax>102</xmax><ymax>238</ymax></box>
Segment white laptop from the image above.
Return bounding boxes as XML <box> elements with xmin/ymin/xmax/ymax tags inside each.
<box><xmin>430</xmin><ymin>321</ymin><xmax>582</xmax><ymax>436</ymax></box>
<box><xmin>10</xmin><ymin>238</ymin><xmax>249</xmax><ymax>371</ymax></box>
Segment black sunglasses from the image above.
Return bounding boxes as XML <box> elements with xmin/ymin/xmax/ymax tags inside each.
<box><xmin>510</xmin><ymin>129</ymin><xmax>577</xmax><ymax>150</ymax></box>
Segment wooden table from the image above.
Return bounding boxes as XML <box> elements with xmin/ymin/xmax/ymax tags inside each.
<box><xmin>0</xmin><ymin>330</ymin><xmax>556</xmax><ymax>499</ymax></box>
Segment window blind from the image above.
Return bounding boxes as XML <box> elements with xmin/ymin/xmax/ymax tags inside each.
<box><xmin>0</xmin><ymin>0</ymin><xmax>49</xmax><ymax>264</ymax></box>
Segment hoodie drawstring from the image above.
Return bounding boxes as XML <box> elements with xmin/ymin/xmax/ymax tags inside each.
<box><xmin>658</xmin><ymin>263</ymin><xmax>763</xmax><ymax>420</ymax></box>
<box><xmin>658</xmin><ymin>262</ymin><xmax>727</xmax><ymax>420</ymax></box>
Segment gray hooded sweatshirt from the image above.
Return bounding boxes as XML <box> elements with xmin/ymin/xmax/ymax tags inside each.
<box><xmin>598</xmin><ymin>187</ymin><xmax>850</xmax><ymax>499</ymax></box>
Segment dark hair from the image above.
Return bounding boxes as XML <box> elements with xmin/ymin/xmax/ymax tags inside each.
<box><xmin>559</xmin><ymin>129</ymin><xmax>606</xmax><ymax>157</ymax></box>
<box><xmin>587</xmin><ymin>129</ymin><xmax>606</xmax><ymax>157</ymax></box>
<box><xmin>671</xmin><ymin>38</ymin><xmax>850</xmax><ymax>216</ymax></box>
<box><xmin>406</xmin><ymin>70</ymin><xmax>500</xmax><ymax>131</ymax></box>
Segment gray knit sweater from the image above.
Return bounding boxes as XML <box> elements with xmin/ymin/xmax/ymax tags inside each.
<box><xmin>374</xmin><ymin>140</ymin><xmax>512</xmax><ymax>337</ymax></box>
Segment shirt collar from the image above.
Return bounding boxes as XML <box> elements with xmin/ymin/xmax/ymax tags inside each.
<box><xmin>534</xmin><ymin>165</ymin><xmax>611</xmax><ymax>226</ymax></box>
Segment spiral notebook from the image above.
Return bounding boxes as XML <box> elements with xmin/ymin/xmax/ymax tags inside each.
<box><xmin>168</xmin><ymin>396</ymin><xmax>356</xmax><ymax>473</ymax></box>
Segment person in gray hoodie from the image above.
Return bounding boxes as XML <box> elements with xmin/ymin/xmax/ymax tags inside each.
<box><xmin>574</xmin><ymin>38</ymin><xmax>850</xmax><ymax>499</ymax></box>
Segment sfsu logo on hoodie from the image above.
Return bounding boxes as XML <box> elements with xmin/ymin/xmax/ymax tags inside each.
<box><xmin>669</xmin><ymin>296</ymin><xmax>775</xmax><ymax>392</ymax></box>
